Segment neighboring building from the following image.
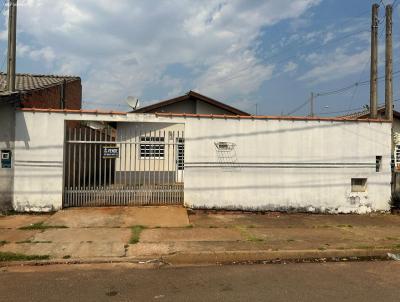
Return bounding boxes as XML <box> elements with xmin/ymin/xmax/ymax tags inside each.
<box><xmin>133</xmin><ymin>90</ymin><xmax>250</xmax><ymax>116</ymax></box>
<box><xmin>0</xmin><ymin>73</ymin><xmax>82</xmax><ymax>109</ymax></box>
<box><xmin>343</xmin><ymin>106</ymin><xmax>400</xmax><ymax>152</ymax></box>
<box><xmin>6</xmin><ymin>108</ymin><xmax>392</xmax><ymax>214</ymax></box>
<box><xmin>0</xmin><ymin>73</ymin><xmax>82</xmax><ymax>210</ymax></box>
<box><xmin>342</xmin><ymin>105</ymin><xmax>400</xmax><ymax>191</ymax></box>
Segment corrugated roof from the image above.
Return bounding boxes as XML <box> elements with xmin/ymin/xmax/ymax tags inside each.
<box><xmin>0</xmin><ymin>72</ymin><xmax>80</xmax><ymax>95</ymax></box>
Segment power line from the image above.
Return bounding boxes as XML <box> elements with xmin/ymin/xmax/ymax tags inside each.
<box><xmin>207</xmin><ymin>28</ymin><xmax>370</xmax><ymax>88</ymax></box>
<box><xmin>315</xmin><ymin>70</ymin><xmax>400</xmax><ymax>97</ymax></box>
<box><xmin>285</xmin><ymin>70</ymin><xmax>400</xmax><ymax>115</ymax></box>
<box><xmin>317</xmin><ymin>98</ymin><xmax>400</xmax><ymax>116</ymax></box>
<box><xmin>0</xmin><ymin>0</ymin><xmax>7</xmax><ymax>15</ymax></box>
<box><xmin>286</xmin><ymin>99</ymin><xmax>310</xmax><ymax>116</ymax></box>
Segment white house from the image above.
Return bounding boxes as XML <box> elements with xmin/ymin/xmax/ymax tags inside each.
<box><xmin>3</xmin><ymin>100</ymin><xmax>391</xmax><ymax>214</ymax></box>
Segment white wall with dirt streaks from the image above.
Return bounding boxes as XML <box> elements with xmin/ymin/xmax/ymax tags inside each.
<box><xmin>181</xmin><ymin>117</ymin><xmax>392</xmax><ymax>213</ymax></box>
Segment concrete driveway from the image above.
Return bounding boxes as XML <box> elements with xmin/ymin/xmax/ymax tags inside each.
<box><xmin>45</xmin><ymin>206</ymin><xmax>190</xmax><ymax>228</ymax></box>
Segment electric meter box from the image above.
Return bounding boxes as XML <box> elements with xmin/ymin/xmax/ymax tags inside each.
<box><xmin>1</xmin><ymin>150</ymin><xmax>12</xmax><ymax>168</ymax></box>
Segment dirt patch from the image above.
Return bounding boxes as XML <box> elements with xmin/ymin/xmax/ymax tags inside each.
<box><xmin>0</xmin><ymin>229</ymin><xmax>38</xmax><ymax>243</ymax></box>
<box><xmin>46</xmin><ymin>206</ymin><xmax>189</xmax><ymax>228</ymax></box>
<box><xmin>32</xmin><ymin>228</ymin><xmax>131</xmax><ymax>243</ymax></box>
<box><xmin>0</xmin><ymin>215</ymin><xmax>50</xmax><ymax>229</ymax></box>
<box><xmin>140</xmin><ymin>228</ymin><xmax>244</xmax><ymax>243</ymax></box>
<box><xmin>189</xmin><ymin>212</ymin><xmax>400</xmax><ymax>229</ymax></box>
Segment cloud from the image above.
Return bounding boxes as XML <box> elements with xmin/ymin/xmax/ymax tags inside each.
<box><xmin>283</xmin><ymin>61</ymin><xmax>298</xmax><ymax>73</ymax></box>
<box><xmin>298</xmin><ymin>48</ymin><xmax>370</xmax><ymax>83</ymax></box>
<box><xmin>11</xmin><ymin>0</ymin><xmax>321</xmax><ymax>107</ymax></box>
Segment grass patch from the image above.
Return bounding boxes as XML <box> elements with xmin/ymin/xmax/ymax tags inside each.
<box><xmin>287</xmin><ymin>239</ymin><xmax>295</xmax><ymax>242</ymax></box>
<box><xmin>318</xmin><ymin>247</ymin><xmax>327</xmax><ymax>251</ymax></box>
<box><xmin>129</xmin><ymin>225</ymin><xmax>146</xmax><ymax>244</ymax></box>
<box><xmin>62</xmin><ymin>255</ymin><xmax>71</xmax><ymax>259</ymax></box>
<box><xmin>337</xmin><ymin>224</ymin><xmax>353</xmax><ymax>228</ymax></box>
<box><xmin>313</xmin><ymin>225</ymin><xmax>332</xmax><ymax>229</ymax></box>
<box><xmin>208</xmin><ymin>225</ymin><xmax>218</xmax><ymax>228</ymax></box>
<box><xmin>0</xmin><ymin>240</ymin><xmax>9</xmax><ymax>246</ymax></box>
<box><xmin>247</xmin><ymin>236</ymin><xmax>263</xmax><ymax>242</ymax></box>
<box><xmin>19</xmin><ymin>222</ymin><xmax>68</xmax><ymax>230</ymax></box>
<box><xmin>0</xmin><ymin>251</ymin><xmax>49</xmax><ymax>262</ymax></box>
<box><xmin>235</xmin><ymin>225</ymin><xmax>264</xmax><ymax>242</ymax></box>
<box><xmin>386</xmin><ymin>237</ymin><xmax>398</xmax><ymax>241</ymax></box>
<box><xmin>393</xmin><ymin>244</ymin><xmax>400</xmax><ymax>249</ymax></box>
<box><xmin>185</xmin><ymin>224</ymin><xmax>194</xmax><ymax>228</ymax></box>
<box><xmin>16</xmin><ymin>240</ymin><xmax>52</xmax><ymax>244</ymax></box>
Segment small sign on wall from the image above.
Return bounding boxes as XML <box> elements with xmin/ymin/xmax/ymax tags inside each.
<box><xmin>102</xmin><ymin>146</ymin><xmax>120</xmax><ymax>159</ymax></box>
<box><xmin>1</xmin><ymin>150</ymin><xmax>11</xmax><ymax>168</ymax></box>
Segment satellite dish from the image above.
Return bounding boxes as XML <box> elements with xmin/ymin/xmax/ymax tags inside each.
<box><xmin>126</xmin><ymin>96</ymin><xmax>140</xmax><ymax>110</ymax></box>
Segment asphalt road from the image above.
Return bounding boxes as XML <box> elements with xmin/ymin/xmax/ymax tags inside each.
<box><xmin>1</xmin><ymin>261</ymin><xmax>399</xmax><ymax>302</ymax></box>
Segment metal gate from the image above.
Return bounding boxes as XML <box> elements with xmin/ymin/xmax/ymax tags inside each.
<box><xmin>63</xmin><ymin>124</ymin><xmax>184</xmax><ymax>207</ymax></box>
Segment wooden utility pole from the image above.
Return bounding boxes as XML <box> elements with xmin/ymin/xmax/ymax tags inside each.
<box><xmin>6</xmin><ymin>0</ymin><xmax>17</xmax><ymax>92</ymax></box>
<box><xmin>385</xmin><ymin>4</ymin><xmax>393</xmax><ymax>121</ymax></box>
<box><xmin>370</xmin><ymin>3</ymin><xmax>379</xmax><ymax>119</ymax></box>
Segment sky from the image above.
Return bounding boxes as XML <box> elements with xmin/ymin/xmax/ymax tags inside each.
<box><xmin>1</xmin><ymin>0</ymin><xmax>399</xmax><ymax>116</ymax></box>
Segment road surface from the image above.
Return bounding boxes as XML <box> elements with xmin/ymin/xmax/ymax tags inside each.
<box><xmin>1</xmin><ymin>261</ymin><xmax>399</xmax><ymax>301</ymax></box>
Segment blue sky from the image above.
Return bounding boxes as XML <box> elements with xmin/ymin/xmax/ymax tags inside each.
<box><xmin>1</xmin><ymin>0</ymin><xmax>399</xmax><ymax>115</ymax></box>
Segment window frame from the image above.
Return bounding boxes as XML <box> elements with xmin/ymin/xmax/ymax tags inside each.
<box><xmin>351</xmin><ymin>178</ymin><xmax>367</xmax><ymax>193</ymax></box>
<box><xmin>139</xmin><ymin>136</ymin><xmax>165</xmax><ymax>159</ymax></box>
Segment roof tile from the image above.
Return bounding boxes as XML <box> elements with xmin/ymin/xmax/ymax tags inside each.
<box><xmin>0</xmin><ymin>72</ymin><xmax>80</xmax><ymax>95</ymax></box>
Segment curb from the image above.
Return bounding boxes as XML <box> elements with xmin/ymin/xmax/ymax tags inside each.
<box><xmin>162</xmin><ymin>248</ymin><xmax>397</xmax><ymax>265</ymax></box>
<box><xmin>0</xmin><ymin>248</ymin><xmax>398</xmax><ymax>267</ymax></box>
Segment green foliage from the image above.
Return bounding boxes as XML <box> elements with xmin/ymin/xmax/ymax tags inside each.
<box><xmin>129</xmin><ymin>225</ymin><xmax>146</xmax><ymax>244</ymax></box>
<box><xmin>0</xmin><ymin>251</ymin><xmax>49</xmax><ymax>261</ymax></box>
<box><xmin>19</xmin><ymin>222</ymin><xmax>68</xmax><ymax>230</ymax></box>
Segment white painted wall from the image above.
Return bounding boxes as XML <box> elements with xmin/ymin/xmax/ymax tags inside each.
<box><xmin>13</xmin><ymin>111</ymin><xmax>392</xmax><ymax>213</ymax></box>
<box><xmin>12</xmin><ymin>111</ymin><xmax>178</xmax><ymax>211</ymax></box>
<box><xmin>0</xmin><ymin>103</ymin><xmax>15</xmax><ymax>210</ymax></box>
<box><xmin>13</xmin><ymin>111</ymin><xmax>65</xmax><ymax>211</ymax></box>
<box><xmin>180</xmin><ymin>117</ymin><xmax>392</xmax><ymax>213</ymax></box>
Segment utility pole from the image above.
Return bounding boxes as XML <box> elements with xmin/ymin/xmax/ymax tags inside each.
<box><xmin>309</xmin><ymin>92</ymin><xmax>314</xmax><ymax>117</ymax></box>
<box><xmin>385</xmin><ymin>4</ymin><xmax>393</xmax><ymax>121</ymax></box>
<box><xmin>370</xmin><ymin>3</ymin><xmax>379</xmax><ymax>119</ymax></box>
<box><xmin>6</xmin><ymin>0</ymin><xmax>17</xmax><ymax>92</ymax></box>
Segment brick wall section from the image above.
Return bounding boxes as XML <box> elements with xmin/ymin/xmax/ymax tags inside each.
<box><xmin>19</xmin><ymin>79</ymin><xmax>82</xmax><ymax>109</ymax></box>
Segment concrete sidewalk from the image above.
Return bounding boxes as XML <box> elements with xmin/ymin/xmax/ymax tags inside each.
<box><xmin>1</xmin><ymin>208</ymin><xmax>400</xmax><ymax>265</ymax></box>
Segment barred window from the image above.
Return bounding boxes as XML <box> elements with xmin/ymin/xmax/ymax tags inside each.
<box><xmin>140</xmin><ymin>137</ymin><xmax>165</xmax><ymax>158</ymax></box>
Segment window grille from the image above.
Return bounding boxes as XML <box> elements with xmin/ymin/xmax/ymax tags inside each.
<box><xmin>140</xmin><ymin>136</ymin><xmax>165</xmax><ymax>158</ymax></box>
<box><xmin>395</xmin><ymin>145</ymin><xmax>400</xmax><ymax>170</ymax></box>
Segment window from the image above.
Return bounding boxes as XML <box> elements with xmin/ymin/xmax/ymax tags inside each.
<box><xmin>395</xmin><ymin>145</ymin><xmax>400</xmax><ymax>170</ymax></box>
<box><xmin>376</xmin><ymin>156</ymin><xmax>382</xmax><ymax>172</ymax></box>
<box><xmin>351</xmin><ymin>178</ymin><xmax>367</xmax><ymax>192</ymax></box>
<box><xmin>176</xmin><ymin>138</ymin><xmax>185</xmax><ymax>170</ymax></box>
<box><xmin>140</xmin><ymin>136</ymin><xmax>165</xmax><ymax>158</ymax></box>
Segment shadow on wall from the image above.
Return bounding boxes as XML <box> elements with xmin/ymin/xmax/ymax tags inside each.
<box><xmin>14</xmin><ymin>114</ymin><xmax>30</xmax><ymax>149</ymax></box>
<box><xmin>184</xmin><ymin>121</ymin><xmax>391</xmax><ymax>149</ymax></box>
